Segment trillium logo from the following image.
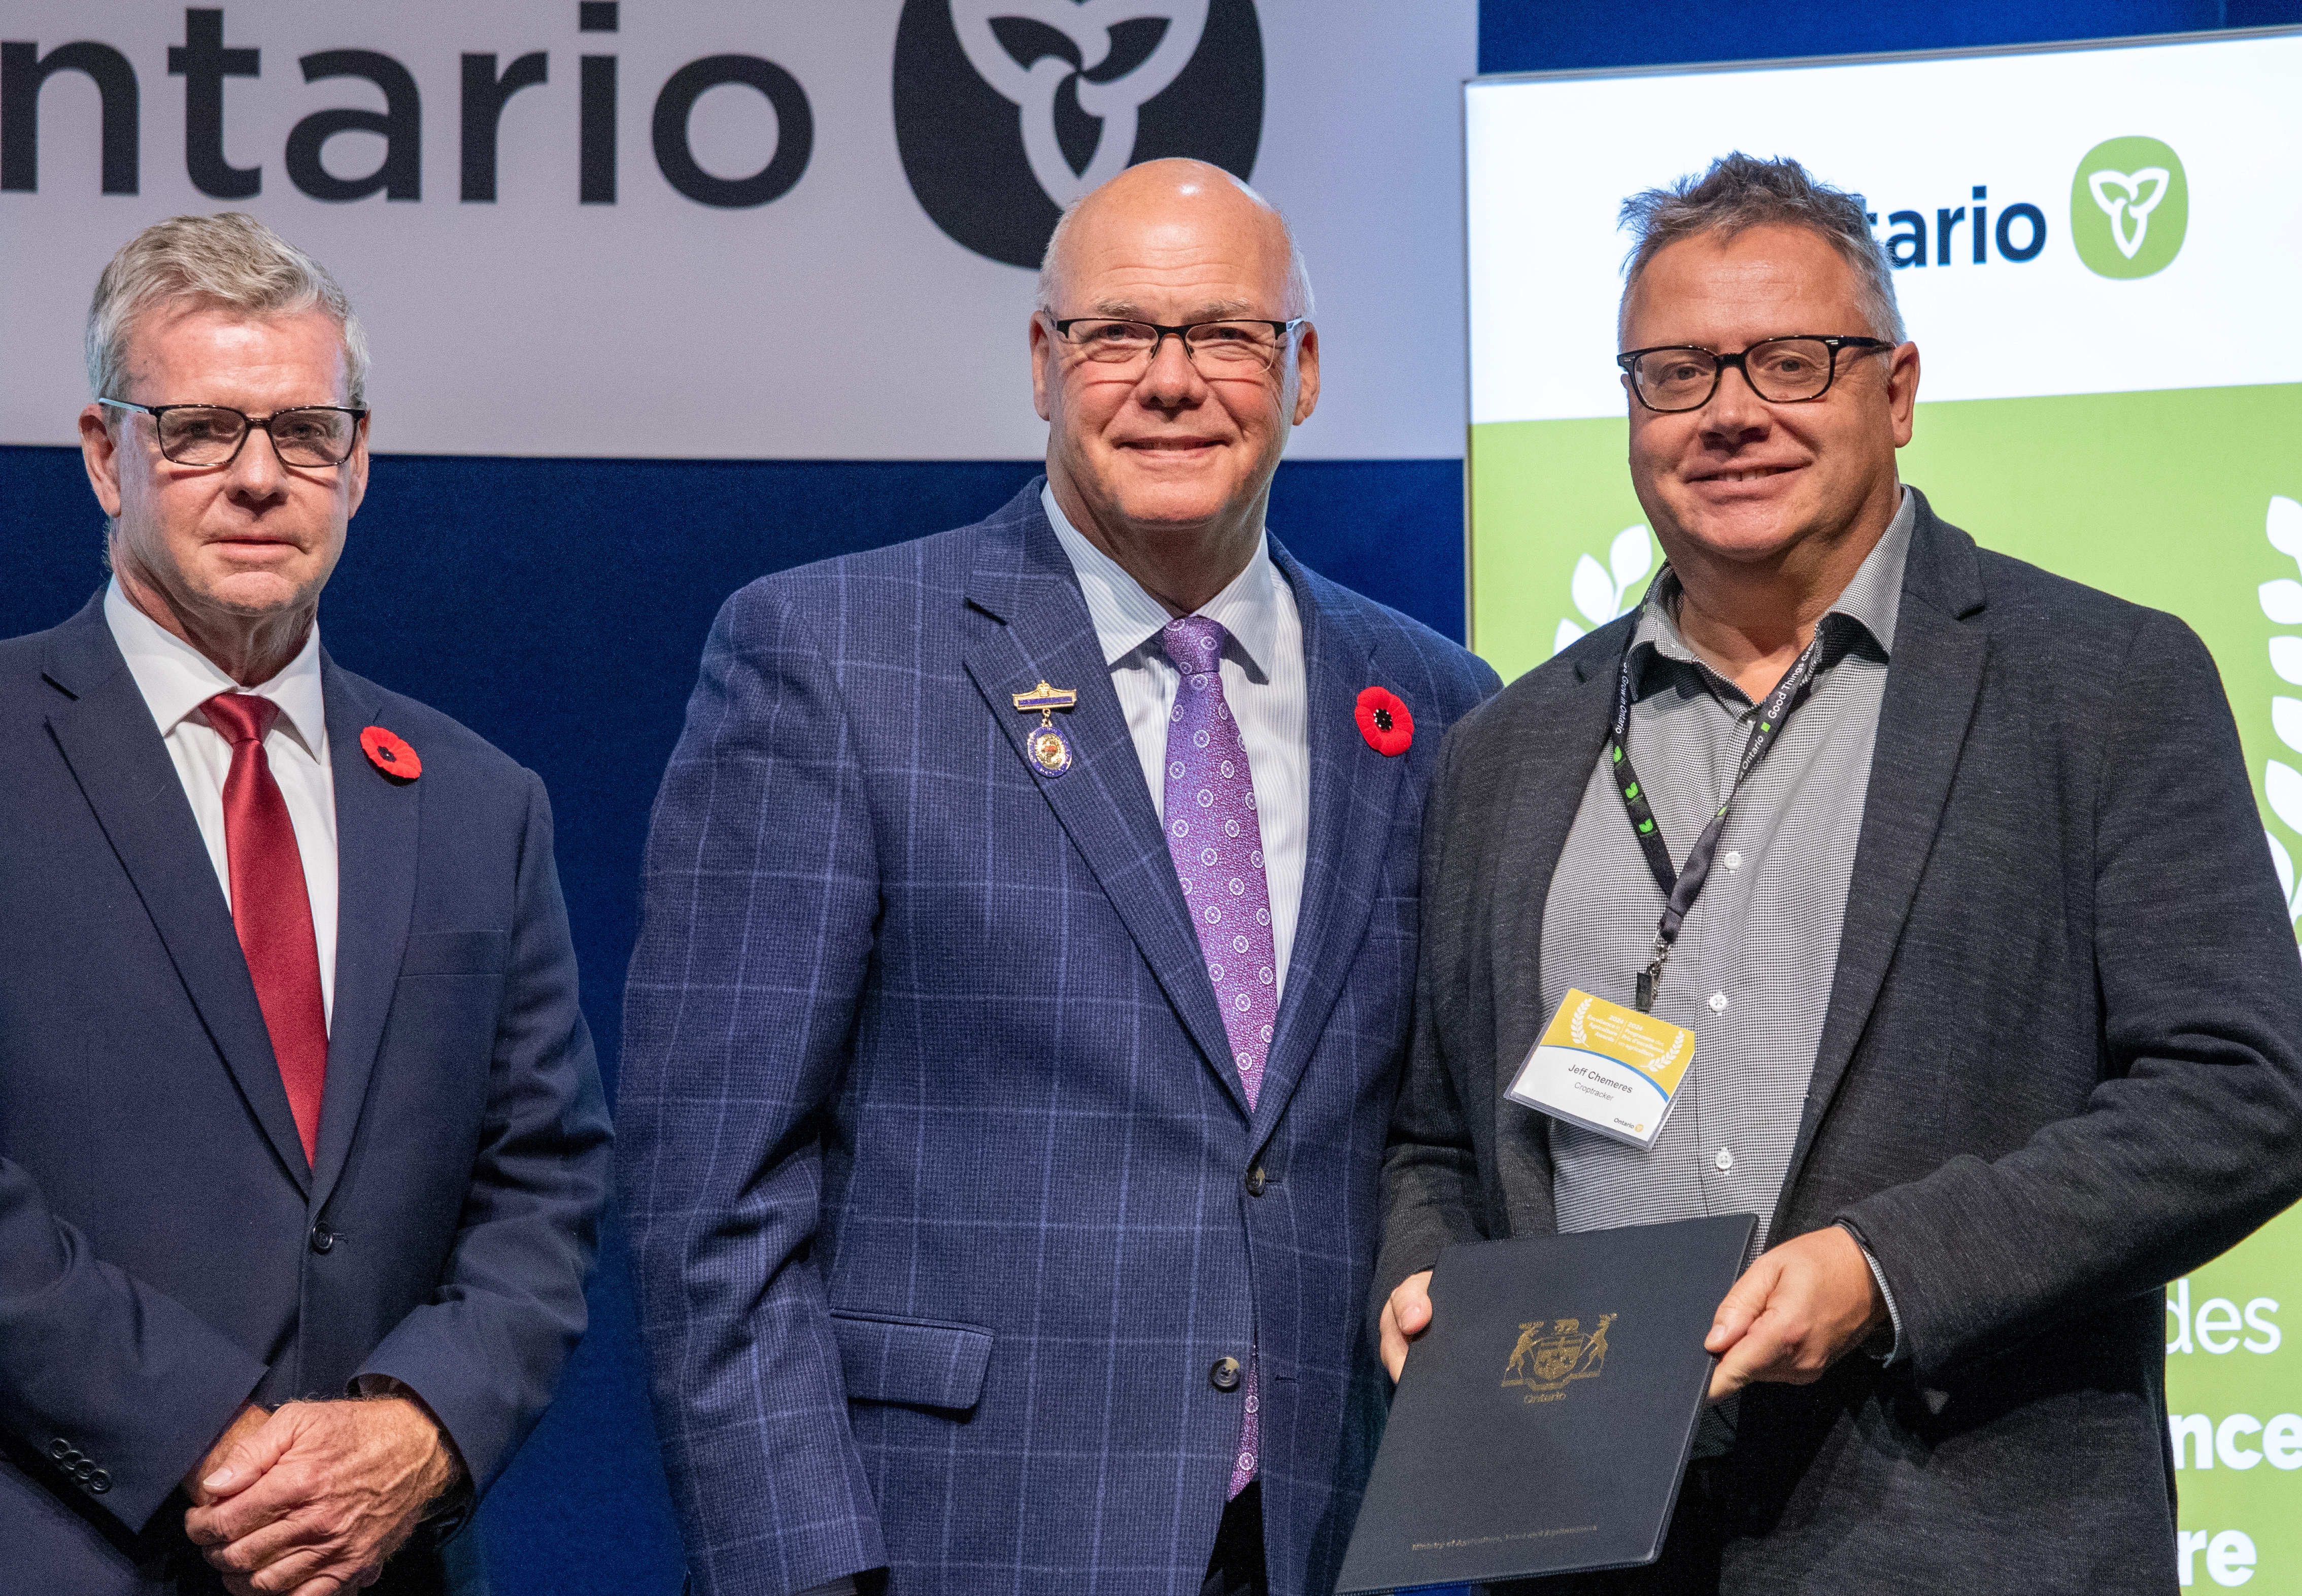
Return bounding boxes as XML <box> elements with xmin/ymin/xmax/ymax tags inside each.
<box><xmin>954</xmin><ymin>0</ymin><xmax>1210</xmax><ymax>208</ymax></box>
<box><xmin>2070</xmin><ymin>136</ymin><xmax>2188</xmax><ymax>280</ymax></box>
<box><xmin>2088</xmin><ymin>166</ymin><xmax>2170</xmax><ymax>261</ymax></box>
<box><xmin>893</xmin><ymin>0</ymin><xmax>1265</xmax><ymax>269</ymax></box>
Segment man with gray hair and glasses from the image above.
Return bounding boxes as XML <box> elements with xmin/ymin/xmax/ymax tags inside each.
<box><xmin>0</xmin><ymin>212</ymin><xmax>610</xmax><ymax>1594</ymax></box>
<box><xmin>1376</xmin><ymin>152</ymin><xmax>2302</xmax><ymax>1590</ymax></box>
<box><xmin>621</xmin><ymin>157</ymin><xmax>1495</xmax><ymax>1596</ymax></box>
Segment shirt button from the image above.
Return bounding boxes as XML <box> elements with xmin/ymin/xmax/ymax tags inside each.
<box><xmin>1708</xmin><ymin>991</ymin><xmax>1728</xmax><ymax>1014</ymax></box>
<box><xmin>1715</xmin><ymin>1147</ymin><xmax>1735</xmax><ymax>1172</ymax></box>
<box><xmin>1722</xmin><ymin>851</ymin><xmax>1742</xmax><ymax>872</ymax></box>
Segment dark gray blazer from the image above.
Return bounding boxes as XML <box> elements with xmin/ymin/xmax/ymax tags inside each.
<box><xmin>1377</xmin><ymin>492</ymin><xmax>2302</xmax><ymax>1592</ymax></box>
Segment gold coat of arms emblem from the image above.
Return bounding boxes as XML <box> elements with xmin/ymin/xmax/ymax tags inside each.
<box><xmin>1502</xmin><ymin>1313</ymin><xmax>1615</xmax><ymax>1403</ymax></box>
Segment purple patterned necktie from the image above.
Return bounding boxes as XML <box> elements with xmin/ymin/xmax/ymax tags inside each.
<box><xmin>1158</xmin><ymin>615</ymin><xmax>1275</xmax><ymax>1500</ymax></box>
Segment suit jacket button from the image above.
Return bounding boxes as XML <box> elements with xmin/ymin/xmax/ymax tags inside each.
<box><xmin>1210</xmin><ymin>1356</ymin><xmax>1242</xmax><ymax>1391</ymax></box>
<box><xmin>46</xmin><ymin>1438</ymin><xmax>73</xmax><ymax>1462</ymax></box>
<box><xmin>87</xmin><ymin>1470</ymin><xmax>111</xmax><ymax>1494</ymax></box>
<box><xmin>1244</xmin><ymin>1167</ymin><xmax>1267</xmax><ymax>1197</ymax></box>
<box><xmin>310</xmin><ymin>1224</ymin><xmax>335</xmax><ymax>1254</ymax></box>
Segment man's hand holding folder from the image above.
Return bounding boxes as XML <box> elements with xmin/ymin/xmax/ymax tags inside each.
<box><xmin>1380</xmin><ymin>1224</ymin><xmax>1885</xmax><ymax>1398</ymax></box>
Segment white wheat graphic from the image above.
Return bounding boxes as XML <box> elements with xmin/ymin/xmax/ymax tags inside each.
<box><xmin>1552</xmin><ymin>525</ymin><xmax>1656</xmax><ymax>657</ymax></box>
<box><xmin>1649</xmin><ymin>1026</ymin><xmax>1685</xmax><ymax>1075</ymax></box>
<box><xmin>2255</xmin><ymin>494</ymin><xmax>2302</xmax><ymax>931</ymax></box>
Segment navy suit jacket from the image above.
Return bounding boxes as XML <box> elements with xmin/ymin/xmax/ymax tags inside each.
<box><xmin>619</xmin><ymin>483</ymin><xmax>1499</xmax><ymax>1596</ymax></box>
<box><xmin>0</xmin><ymin>595</ymin><xmax>612</xmax><ymax>1594</ymax></box>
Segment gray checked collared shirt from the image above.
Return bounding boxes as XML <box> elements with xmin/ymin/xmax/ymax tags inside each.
<box><xmin>1536</xmin><ymin>490</ymin><xmax>1916</xmax><ymax>1441</ymax></box>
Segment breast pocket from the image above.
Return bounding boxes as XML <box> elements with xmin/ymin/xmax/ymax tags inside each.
<box><xmin>388</xmin><ymin>933</ymin><xmax>511</xmax><ymax>1100</ymax></box>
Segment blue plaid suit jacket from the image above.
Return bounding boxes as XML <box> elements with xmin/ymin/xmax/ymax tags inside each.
<box><xmin>619</xmin><ymin>484</ymin><xmax>1499</xmax><ymax>1596</ymax></box>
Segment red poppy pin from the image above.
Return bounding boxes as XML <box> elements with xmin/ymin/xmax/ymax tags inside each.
<box><xmin>1355</xmin><ymin>686</ymin><xmax>1413</xmax><ymax>757</ymax></box>
<box><xmin>360</xmin><ymin>725</ymin><xmax>422</xmax><ymax>782</ymax></box>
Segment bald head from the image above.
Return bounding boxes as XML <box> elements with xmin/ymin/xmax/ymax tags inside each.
<box><xmin>1036</xmin><ymin>159</ymin><xmax>1313</xmax><ymax>320</ymax></box>
<box><xmin>1026</xmin><ymin>157</ymin><xmax>1322</xmax><ymax>615</ymax></box>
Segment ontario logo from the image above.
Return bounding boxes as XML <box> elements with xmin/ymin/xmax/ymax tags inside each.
<box><xmin>892</xmin><ymin>0</ymin><xmax>1265</xmax><ymax>269</ymax></box>
<box><xmin>2071</xmin><ymin>136</ymin><xmax>2188</xmax><ymax>280</ymax></box>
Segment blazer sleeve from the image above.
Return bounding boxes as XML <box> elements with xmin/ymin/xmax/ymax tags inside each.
<box><xmin>0</xmin><ymin>1157</ymin><xmax>269</xmax><ymax>1531</ymax></box>
<box><xmin>617</xmin><ymin>582</ymin><xmax>887</xmax><ymax>1595</ymax></box>
<box><xmin>356</xmin><ymin>767</ymin><xmax>613</xmax><ymax>1488</ymax></box>
<box><xmin>1838</xmin><ymin>610</ymin><xmax>2302</xmax><ymax>1381</ymax></box>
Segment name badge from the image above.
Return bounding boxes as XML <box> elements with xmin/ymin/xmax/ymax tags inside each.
<box><xmin>1505</xmin><ymin>988</ymin><xmax>1695</xmax><ymax>1150</ymax></box>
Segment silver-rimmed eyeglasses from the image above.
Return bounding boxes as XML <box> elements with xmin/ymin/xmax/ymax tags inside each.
<box><xmin>1048</xmin><ymin>316</ymin><xmax>1307</xmax><ymax>375</ymax></box>
<box><xmin>1615</xmin><ymin>335</ymin><xmax>1891</xmax><ymax>414</ymax></box>
<box><xmin>96</xmin><ymin>397</ymin><xmax>367</xmax><ymax>466</ymax></box>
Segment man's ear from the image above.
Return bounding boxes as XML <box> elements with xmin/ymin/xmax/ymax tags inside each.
<box><xmin>1029</xmin><ymin>314</ymin><xmax>1054</xmax><ymax>423</ymax></box>
<box><xmin>1886</xmin><ymin>342</ymin><xmax>1921</xmax><ymax>448</ymax></box>
<box><xmin>1289</xmin><ymin>323</ymin><xmax>1320</xmax><ymax>426</ymax></box>
<box><xmin>80</xmin><ymin>404</ymin><xmax>124</xmax><ymax>517</ymax></box>
<box><xmin>345</xmin><ymin>414</ymin><xmax>371</xmax><ymax>519</ymax></box>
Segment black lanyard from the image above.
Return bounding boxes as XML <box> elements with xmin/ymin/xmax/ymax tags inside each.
<box><xmin>1608</xmin><ymin>607</ymin><xmax>1836</xmax><ymax>1012</ymax></box>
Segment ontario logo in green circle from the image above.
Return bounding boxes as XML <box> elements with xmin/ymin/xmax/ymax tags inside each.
<box><xmin>2071</xmin><ymin>136</ymin><xmax>2187</xmax><ymax>279</ymax></box>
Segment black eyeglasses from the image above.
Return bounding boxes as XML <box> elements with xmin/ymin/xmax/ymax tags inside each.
<box><xmin>1615</xmin><ymin>335</ymin><xmax>1891</xmax><ymax>413</ymax></box>
<box><xmin>96</xmin><ymin>398</ymin><xmax>367</xmax><ymax>467</ymax></box>
<box><xmin>1048</xmin><ymin>316</ymin><xmax>1307</xmax><ymax>375</ymax></box>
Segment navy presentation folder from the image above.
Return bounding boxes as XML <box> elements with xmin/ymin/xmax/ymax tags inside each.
<box><xmin>1337</xmin><ymin>1213</ymin><xmax>1758</xmax><ymax>1592</ymax></box>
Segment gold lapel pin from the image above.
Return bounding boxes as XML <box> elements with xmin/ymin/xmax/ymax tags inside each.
<box><xmin>1012</xmin><ymin>680</ymin><xmax>1078</xmax><ymax>777</ymax></box>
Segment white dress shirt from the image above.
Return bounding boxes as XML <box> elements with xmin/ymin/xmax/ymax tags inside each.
<box><xmin>105</xmin><ymin>579</ymin><xmax>339</xmax><ymax>1025</ymax></box>
<box><xmin>1042</xmin><ymin>485</ymin><xmax>1310</xmax><ymax>995</ymax></box>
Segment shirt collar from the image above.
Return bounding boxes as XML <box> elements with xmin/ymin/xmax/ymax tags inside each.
<box><xmin>104</xmin><ymin>578</ymin><xmax>328</xmax><ymax>758</ymax></box>
<box><xmin>1041</xmin><ymin>483</ymin><xmax>1283</xmax><ymax>681</ymax></box>
<box><xmin>1633</xmin><ymin>484</ymin><xmax>1917</xmax><ymax>690</ymax></box>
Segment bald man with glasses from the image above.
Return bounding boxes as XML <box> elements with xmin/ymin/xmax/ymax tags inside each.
<box><xmin>620</xmin><ymin>159</ymin><xmax>1497</xmax><ymax>1596</ymax></box>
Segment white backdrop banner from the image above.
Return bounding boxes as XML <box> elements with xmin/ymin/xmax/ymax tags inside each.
<box><xmin>1465</xmin><ymin>29</ymin><xmax>2302</xmax><ymax>423</ymax></box>
<box><xmin>1</xmin><ymin>1</ymin><xmax>1473</xmax><ymax>459</ymax></box>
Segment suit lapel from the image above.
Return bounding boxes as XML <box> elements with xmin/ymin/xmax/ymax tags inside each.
<box><xmin>959</xmin><ymin>491</ymin><xmax>1246</xmax><ymax>1111</ymax></box>
<box><xmin>310</xmin><ymin>658</ymin><xmax>420</xmax><ymax>1209</ymax></box>
<box><xmin>1775</xmin><ymin>502</ymin><xmax>1991</xmax><ymax>1216</ymax></box>
<box><xmin>1244</xmin><ymin>550</ymin><xmax>1403</xmax><ymax>1145</ymax></box>
<box><xmin>40</xmin><ymin>599</ymin><xmax>312</xmax><ymax>1194</ymax></box>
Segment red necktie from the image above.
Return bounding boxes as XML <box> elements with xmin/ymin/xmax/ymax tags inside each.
<box><xmin>204</xmin><ymin>693</ymin><xmax>327</xmax><ymax>1166</ymax></box>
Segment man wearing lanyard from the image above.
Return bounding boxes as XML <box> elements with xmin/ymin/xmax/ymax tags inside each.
<box><xmin>1373</xmin><ymin>153</ymin><xmax>2302</xmax><ymax>1590</ymax></box>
